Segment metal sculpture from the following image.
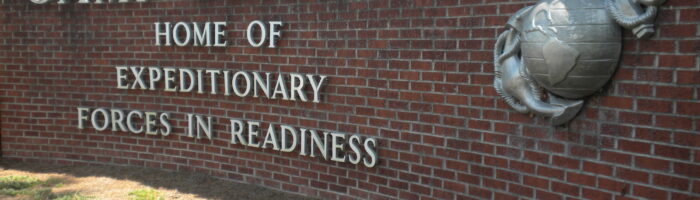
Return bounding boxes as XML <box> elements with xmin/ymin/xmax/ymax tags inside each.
<box><xmin>494</xmin><ymin>0</ymin><xmax>665</xmax><ymax>125</ymax></box>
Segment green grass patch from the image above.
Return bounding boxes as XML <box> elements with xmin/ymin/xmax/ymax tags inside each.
<box><xmin>0</xmin><ymin>175</ymin><xmax>89</xmax><ymax>200</ymax></box>
<box><xmin>0</xmin><ymin>175</ymin><xmax>42</xmax><ymax>196</ymax></box>
<box><xmin>0</xmin><ymin>175</ymin><xmax>41</xmax><ymax>191</ymax></box>
<box><xmin>54</xmin><ymin>192</ymin><xmax>91</xmax><ymax>200</ymax></box>
<box><xmin>129</xmin><ymin>189</ymin><xmax>165</xmax><ymax>200</ymax></box>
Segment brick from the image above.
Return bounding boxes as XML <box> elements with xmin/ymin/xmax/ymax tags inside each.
<box><xmin>660</xmin><ymin>24</ymin><xmax>697</xmax><ymax>38</ymax></box>
<box><xmin>483</xmin><ymin>178</ymin><xmax>506</xmax><ymax>190</ymax></box>
<box><xmin>508</xmin><ymin>183</ymin><xmax>533</xmax><ymax>197</ymax></box>
<box><xmin>634</xmin><ymin>156</ymin><xmax>670</xmax><ymax>171</ymax></box>
<box><xmin>468</xmin><ymin>186</ymin><xmax>493</xmax><ymax>199</ymax></box>
<box><xmin>582</xmin><ymin>188</ymin><xmax>612</xmax><ymax>200</ymax></box>
<box><xmin>654</xmin><ymin>145</ymin><xmax>692</xmax><ymax>161</ymax></box>
<box><xmin>600</xmin><ymin>96</ymin><xmax>633</xmax><ymax>109</ymax></box>
<box><xmin>566</xmin><ymin>172</ymin><xmax>596</xmax><ymax>187</ymax></box>
<box><xmin>677</xmin><ymin>102</ymin><xmax>700</xmax><ymax>116</ymax></box>
<box><xmin>635</xmin><ymin>128</ymin><xmax>671</xmax><ymax>144</ymax></box>
<box><xmin>617</xmin><ymin>168</ymin><xmax>649</xmax><ymax>183</ymax></box>
<box><xmin>523</xmin><ymin>175</ymin><xmax>549</xmax><ymax>190</ymax></box>
<box><xmin>637</xmin><ymin>68</ymin><xmax>674</xmax><ymax>83</ymax></box>
<box><xmin>552</xmin><ymin>156</ymin><xmax>580</xmax><ymax>170</ymax></box>
<box><xmin>552</xmin><ymin>181</ymin><xmax>580</xmax><ymax>197</ymax></box>
<box><xmin>673</xmin><ymin>132</ymin><xmax>700</xmax><ymax>147</ymax></box>
<box><xmin>670</xmin><ymin>193</ymin><xmax>696</xmax><ymax>200</ymax></box>
<box><xmin>583</xmin><ymin>161</ymin><xmax>613</xmax><ymax>176</ymax></box>
<box><xmin>0</xmin><ymin>1</ymin><xmax>698</xmax><ymax>200</ymax></box>
<box><xmin>598</xmin><ymin>178</ymin><xmax>628</xmax><ymax>192</ymax></box>
<box><xmin>633</xmin><ymin>185</ymin><xmax>669</xmax><ymax>200</ymax></box>
<box><xmin>535</xmin><ymin>190</ymin><xmax>562</xmax><ymax>200</ymax></box>
<box><xmin>537</xmin><ymin>166</ymin><xmax>564</xmax><ymax>180</ymax></box>
<box><xmin>656</xmin><ymin>86</ymin><xmax>695</xmax><ymax>99</ymax></box>
<box><xmin>674</xmin><ymin>163</ymin><xmax>700</xmax><ymax>178</ymax></box>
<box><xmin>525</xmin><ymin>151</ymin><xmax>550</xmax><ymax>164</ymax></box>
<box><xmin>656</xmin><ymin>115</ymin><xmax>693</xmax><ymax>130</ymax></box>
<box><xmin>618</xmin><ymin>139</ymin><xmax>651</xmax><ymax>154</ymax></box>
<box><xmin>652</xmin><ymin>174</ymin><xmax>690</xmax><ymax>191</ymax></box>
<box><xmin>601</xmin><ymin>151</ymin><xmax>632</xmax><ymax>165</ymax></box>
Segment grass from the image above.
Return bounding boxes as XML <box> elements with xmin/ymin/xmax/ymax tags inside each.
<box><xmin>129</xmin><ymin>189</ymin><xmax>165</xmax><ymax>200</ymax></box>
<box><xmin>54</xmin><ymin>192</ymin><xmax>91</xmax><ymax>200</ymax></box>
<box><xmin>0</xmin><ymin>175</ymin><xmax>90</xmax><ymax>200</ymax></box>
<box><xmin>0</xmin><ymin>161</ymin><xmax>317</xmax><ymax>200</ymax></box>
<box><xmin>0</xmin><ymin>175</ymin><xmax>41</xmax><ymax>196</ymax></box>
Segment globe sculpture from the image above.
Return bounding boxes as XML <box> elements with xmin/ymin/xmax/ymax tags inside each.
<box><xmin>493</xmin><ymin>0</ymin><xmax>665</xmax><ymax>125</ymax></box>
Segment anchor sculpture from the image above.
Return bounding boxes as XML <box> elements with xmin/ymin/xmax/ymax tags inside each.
<box><xmin>494</xmin><ymin>0</ymin><xmax>665</xmax><ymax>125</ymax></box>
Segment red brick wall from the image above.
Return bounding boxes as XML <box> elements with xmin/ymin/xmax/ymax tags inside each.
<box><xmin>1</xmin><ymin>0</ymin><xmax>698</xmax><ymax>199</ymax></box>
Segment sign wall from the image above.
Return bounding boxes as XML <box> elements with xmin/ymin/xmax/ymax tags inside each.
<box><xmin>1</xmin><ymin>1</ymin><xmax>699</xmax><ymax>199</ymax></box>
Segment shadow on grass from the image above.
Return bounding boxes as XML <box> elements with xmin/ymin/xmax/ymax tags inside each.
<box><xmin>0</xmin><ymin>174</ymin><xmax>86</xmax><ymax>200</ymax></box>
<box><xmin>0</xmin><ymin>159</ymin><xmax>315</xmax><ymax>200</ymax></box>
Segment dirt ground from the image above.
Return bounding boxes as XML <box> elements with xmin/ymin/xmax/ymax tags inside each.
<box><xmin>0</xmin><ymin>160</ymin><xmax>317</xmax><ymax>200</ymax></box>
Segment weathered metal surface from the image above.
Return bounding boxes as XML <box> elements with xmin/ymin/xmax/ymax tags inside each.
<box><xmin>494</xmin><ymin>0</ymin><xmax>664</xmax><ymax>125</ymax></box>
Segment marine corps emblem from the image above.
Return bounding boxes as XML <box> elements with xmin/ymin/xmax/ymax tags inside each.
<box><xmin>494</xmin><ymin>0</ymin><xmax>666</xmax><ymax>125</ymax></box>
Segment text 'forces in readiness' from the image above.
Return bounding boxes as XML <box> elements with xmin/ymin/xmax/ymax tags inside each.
<box><xmin>77</xmin><ymin>107</ymin><xmax>378</xmax><ymax>168</ymax></box>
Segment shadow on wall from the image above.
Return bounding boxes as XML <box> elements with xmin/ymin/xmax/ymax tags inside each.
<box><xmin>0</xmin><ymin>159</ymin><xmax>317</xmax><ymax>200</ymax></box>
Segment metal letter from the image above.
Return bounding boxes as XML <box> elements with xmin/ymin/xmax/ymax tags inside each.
<box><xmin>253</xmin><ymin>72</ymin><xmax>271</xmax><ymax>98</ymax></box>
<box><xmin>262</xmin><ymin>124</ymin><xmax>280</xmax><ymax>150</ymax></box>
<box><xmin>160</xmin><ymin>113</ymin><xmax>171</xmax><ymax>136</ymax></box>
<box><xmin>144</xmin><ymin>112</ymin><xmax>158</xmax><ymax>135</ymax></box>
<box><xmin>129</xmin><ymin>66</ymin><xmax>147</xmax><ymax>90</ymax></box>
<box><xmin>206</xmin><ymin>70</ymin><xmax>221</xmax><ymax>94</ymax></box>
<box><xmin>309</xmin><ymin>131</ymin><xmax>329</xmax><ymax>160</ymax></box>
<box><xmin>299</xmin><ymin>128</ymin><xmax>308</xmax><ymax>156</ymax></box>
<box><xmin>307</xmin><ymin>75</ymin><xmax>327</xmax><ymax>103</ymax></box>
<box><xmin>268</xmin><ymin>21</ymin><xmax>283</xmax><ymax>48</ymax></box>
<box><xmin>230</xmin><ymin>119</ymin><xmax>247</xmax><ymax>145</ymax></box>
<box><xmin>91</xmin><ymin>108</ymin><xmax>110</xmax><ymax>131</ymax></box>
<box><xmin>196</xmin><ymin>69</ymin><xmax>204</xmax><ymax>94</ymax></box>
<box><xmin>223</xmin><ymin>71</ymin><xmax>231</xmax><ymax>96</ymax></box>
<box><xmin>115</xmin><ymin>66</ymin><xmax>129</xmax><ymax>89</ymax></box>
<box><xmin>247</xmin><ymin>121</ymin><xmax>261</xmax><ymax>148</ymax></box>
<box><xmin>232</xmin><ymin>71</ymin><xmax>252</xmax><ymax>97</ymax></box>
<box><xmin>163</xmin><ymin>67</ymin><xmax>178</xmax><ymax>92</ymax></box>
<box><xmin>271</xmin><ymin>74</ymin><xmax>289</xmax><ymax>100</ymax></box>
<box><xmin>195</xmin><ymin>115</ymin><xmax>212</xmax><ymax>139</ymax></box>
<box><xmin>289</xmin><ymin>73</ymin><xmax>307</xmax><ymax>102</ymax></box>
<box><xmin>192</xmin><ymin>22</ymin><xmax>212</xmax><ymax>47</ymax></box>
<box><xmin>363</xmin><ymin>138</ymin><xmax>378</xmax><ymax>168</ymax></box>
<box><xmin>77</xmin><ymin>107</ymin><xmax>90</xmax><ymax>129</ymax></box>
<box><xmin>110</xmin><ymin>109</ymin><xmax>127</xmax><ymax>132</ymax></box>
<box><xmin>148</xmin><ymin>67</ymin><xmax>162</xmax><ymax>91</ymax></box>
<box><xmin>127</xmin><ymin>110</ymin><xmax>144</xmax><ymax>134</ymax></box>
<box><xmin>214</xmin><ymin>22</ymin><xmax>227</xmax><ymax>47</ymax></box>
<box><xmin>173</xmin><ymin>22</ymin><xmax>191</xmax><ymax>46</ymax></box>
<box><xmin>330</xmin><ymin>132</ymin><xmax>347</xmax><ymax>162</ymax></box>
<box><xmin>154</xmin><ymin>22</ymin><xmax>171</xmax><ymax>46</ymax></box>
<box><xmin>247</xmin><ymin>20</ymin><xmax>266</xmax><ymax>47</ymax></box>
<box><xmin>280</xmin><ymin>125</ymin><xmax>298</xmax><ymax>152</ymax></box>
<box><xmin>347</xmin><ymin>135</ymin><xmax>363</xmax><ymax>164</ymax></box>
<box><xmin>179</xmin><ymin>68</ymin><xmax>195</xmax><ymax>93</ymax></box>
